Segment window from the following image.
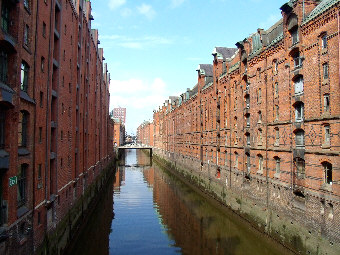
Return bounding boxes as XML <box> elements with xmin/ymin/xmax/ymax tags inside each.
<box><xmin>258</xmin><ymin>111</ymin><xmax>262</xmax><ymax>123</ymax></box>
<box><xmin>0</xmin><ymin>50</ymin><xmax>8</xmax><ymax>83</ymax></box>
<box><xmin>21</xmin><ymin>62</ymin><xmax>29</xmax><ymax>92</ymax></box>
<box><xmin>324</xmin><ymin>125</ymin><xmax>330</xmax><ymax>144</ymax></box>
<box><xmin>234</xmin><ymin>152</ymin><xmax>238</xmax><ymax>169</ymax></box>
<box><xmin>38</xmin><ymin>164</ymin><xmax>42</xmax><ymax>180</ymax></box>
<box><xmin>38</xmin><ymin>127</ymin><xmax>42</xmax><ymax>143</ymax></box>
<box><xmin>274</xmin><ymin>60</ymin><xmax>278</xmax><ymax>73</ymax></box>
<box><xmin>41</xmin><ymin>57</ymin><xmax>45</xmax><ymax>72</ymax></box>
<box><xmin>258</xmin><ymin>155</ymin><xmax>263</xmax><ymax>173</ymax></box>
<box><xmin>294</xmin><ymin>102</ymin><xmax>304</xmax><ymax>122</ymax></box>
<box><xmin>61</xmin><ymin>130</ymin><xmax>63</xmax><ymax>141</ymax></box>
<box><xmin>0</xmin><ymin>110</ymin><xmax>5</xmax><ymax>149</ymax></box>
<box><xmin>322</xmin><ymin>162</ymin><xmax>332</xmax><ymax>184</ymax></box>
<box><xmin>322</xmin><ymin>35</ymin><xmax>327</xmax><ymax>49</ymax></box>
<box><xmin>245</xmin><ymin>94</ymin><xmax>250</xmax><ymax>108</ymax></box>
<box><xmin>18</xmin><ymin>111</ymin><xmax>28</xmax><ymax>147</ymax></box>
<box><xmin>24</xmin><ymin>0</ymin><xmax>29</xmax><ymax>10</ymax></box>
<box><xmin>275</xmin><ymin>157</ymin><xmax>280</xmax><ymax>174</ymax></box>
<box><xmin>246</xmin><ymin>153</ymin><xmax>251</xmax><ymax>174</ymax></box>
<box><xmin>258</xmin><ymin>129</ymin><xmax>262</xmax><ymax>145</ymax></box>
<box><xmin>294</xmin><ymin>76</ymin><xmax>304</xmax><ymax>95</ymax></box>
<box><xmin>246</xmin><ymin>113</ymin><xmax>250</xmax><ymax>127</ymax></box>
<box><xmin>295</xmin><ymin>129</ymin><xmax>305</xmax><ymax>147</ymax></box>
<box><xmin>275</xmin><ymin>105</ymin><xmax>279</xmax><ymax>121</ymax></box>
<box><xmin>323</xmin><ymin>63</ymin><xmax>329</xmax><ymax>80</ymax></box>
<box><xmin>246</xmin><ymin>132</ymin><xmax>250</xmax><ymax>146</ymax></box>
<box><xmin>295</xmin><ymin>158</ymin><xmax>305</xmax><ymax>177</ymax></box>
<box><xmin>293</xmin><ymin>53</ymin><xmax>302</xmax><ymax>69</ymax></box>
<box><xmin>257</xmin><ymin>88</ymin><xmax>262</xmax><ymax>103</ymax></box>
<box><xmin>18</xmin><ymin>164</ymin><xmax>27</xmax><ymax>207</ymax></box>
<box><xmin>274</xmin><ymin>82</ymin><xmax>278</xmax><ymax>97</ymax></box>
<box><xmin>291</xmin><ymin>27</ymin><xmax>299</xmax><ymax>45</ymax></box>
<box><xmin>42</xmin><ymin>22</ymin><xmax>46</xmax><ymax>37</ymax></box>
<box><xmin>39</xmin><ymin>91</ymin><xmax>43</xmax><ymax>107</ymax></box>
<box><xmin>275</xmin><ymin>128</ymin><xmax>279</xmax><ymax>146</ymax></box>
<box><xmin>24</xmin><ymin>24</ymin><xmax>29</xmax><ymax>46</ymax></box>
<box><xmin>324</xmin><ymin>94</ymin><xmax>330</xmax><ymax>113</ymax></box>
<box><xmin>1</xmin><ymin>1</ymin><xmax>10</xmax><ymax>33</ymax></box>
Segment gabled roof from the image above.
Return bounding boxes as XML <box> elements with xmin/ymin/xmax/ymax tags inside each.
<box><xmin>212</xmin><ymin>47</ymin><xmax>238</xmax><ymax>60</ymax></box>
<box><xmin>303</xmin><ymin>0</ymin><xmax>338</xmax><ymax>24</ymax></box>
<box><xmin>197</xmin><ymin>64</ymin><xmax>213</xmax><ymax>77</ymax></box>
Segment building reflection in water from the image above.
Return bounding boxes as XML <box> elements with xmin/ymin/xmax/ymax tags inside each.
<box><xmin>142</xmin><ymin>158</ymin><xmax>292</xmax><ymax>255</ymax></box>
<box><xmin>67</xmin><ymin>150</ymin><xmax>292</xmax><ymax>255</ymax></box>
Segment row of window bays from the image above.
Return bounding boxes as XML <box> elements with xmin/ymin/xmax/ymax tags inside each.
<box><xmin>166</xmin><ymin>139</ymin><xmax>334</xmax><ymax>187</ymax></box>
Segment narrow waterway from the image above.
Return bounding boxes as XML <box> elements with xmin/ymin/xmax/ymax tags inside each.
<box><xmin>68</xmin><ymin>150</ymin><xmax>293</xmax><ymax>255</ymax></box>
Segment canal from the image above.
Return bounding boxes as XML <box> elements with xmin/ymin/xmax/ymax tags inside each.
<box><xmin>67</xmin><ymin>149</ymin><xmax>293</xmax><ymax>255</ymax></box>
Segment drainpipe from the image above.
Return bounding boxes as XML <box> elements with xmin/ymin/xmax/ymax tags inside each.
<box><xmin>44</xmin><ymin>0</ymin><xmax>54</xmax><ymax>235</ymax></box>
<box><xmin>31</xmin><ymin>0</ymin><xmax>40</xmax><ymax>250</ymax></box>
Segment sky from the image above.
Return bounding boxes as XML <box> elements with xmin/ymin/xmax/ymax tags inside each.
<box><xmin>90</xmin><ymin>0</ymin><xmax>288</xmax><ymax>135</ymax></box>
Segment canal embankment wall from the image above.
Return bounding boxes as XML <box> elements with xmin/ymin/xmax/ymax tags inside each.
<box><xmin>34</xmin><ymin>155</ymin><xmax>118</xmax><ymax>255</ymax></box>
<box><xmin>152</xmin><ymin>148</ymin><xmax>340</xmax><ymax>255</ymax></box>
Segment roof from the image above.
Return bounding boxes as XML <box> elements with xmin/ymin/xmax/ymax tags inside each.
<box><xmin>303</xmin><ymin>0</ymin><xmax>339</xmax><ymax>24</ymax></box>
<box><xmin>212</xmin><ymin>47</ymin><xmax>238</xmax><ymax>60</ymax></box>
<box><xmin>197</xmin><ymin>64</ymin><xmax>213</xmax><ymax>76</ymax></box>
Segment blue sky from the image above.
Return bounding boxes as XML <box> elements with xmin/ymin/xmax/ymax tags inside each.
<box><xmin>90</xmin><ymin>0</ymin><xmax>287</xmax><ymax>135</ymax></box>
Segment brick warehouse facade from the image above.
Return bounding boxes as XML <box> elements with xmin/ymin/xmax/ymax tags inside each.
<box><xmin>138</xmin><ymin>0</ymin><xmax>340</xmax><ymax>254</ymax></box>
<box><xmin>0</xmin><ymin>0</ymin><xmax>114</xmax><ymax>254</ymax></box>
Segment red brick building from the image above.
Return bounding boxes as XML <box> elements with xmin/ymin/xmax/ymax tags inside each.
<box><xmin>0</xmin><ymin>0</ymin><xmax>113</xmax><ymax>254</ymax></box>
<box><xmin>112</xmin><ymin>106</ymin><xmax>126</xmax><ymax>124</ymax></box>
<box><xmin>112</xmin><ymin>117</ymin><xmax>125</xmax><ymax>146</ymax></box>
<box><xmin>137</xmin><ymin>121</ymin><xmax>154</xmax><ymax>146</ymax></box>
<box><xmin>140</xmin><ymin>0</ymin><xmax>340</xmax><ymax>253</ymax></box>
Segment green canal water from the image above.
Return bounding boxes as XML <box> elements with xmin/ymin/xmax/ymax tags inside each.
<box><xmin>68</xmin><ymin>149</ymin><xmax>293</xmax><ymax>255</ymax></box>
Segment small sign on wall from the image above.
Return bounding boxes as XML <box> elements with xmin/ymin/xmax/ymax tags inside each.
<box><xmin>9</xmin><ymin>176</ymin><xmax>17</xmax><ymax>187</ymax></box>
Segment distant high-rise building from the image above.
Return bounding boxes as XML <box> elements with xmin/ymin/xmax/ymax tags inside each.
<box><xmin>113</xmin><ymin>107</ymin><xmax>126</xmax><ymax>124</ymax></box>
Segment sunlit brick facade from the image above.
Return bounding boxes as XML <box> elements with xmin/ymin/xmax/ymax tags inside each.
<box><xmin>0</xmin><ymin>0</ymin><xmax>113</xmax><ymax>253</ymax></box>
<box><xmin>140</xmin><ymin>0</ymin><xmax>340</xmax><ymax>253</ymax></box>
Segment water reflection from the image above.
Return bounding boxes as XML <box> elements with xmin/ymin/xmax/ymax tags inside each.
<box><xmin>67</xmin><ymin>150</ymin><xmax>292</xmax><ymax>255</ymax></box>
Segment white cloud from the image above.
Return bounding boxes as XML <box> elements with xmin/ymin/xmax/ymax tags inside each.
<box><xmin>137</xmin><ymin>4</ymin><xmax>156</xmax><ymax>19</ymax></box>
<box><xmin>108</xmin><ymin>0</ymin><xmax>126</xmax><ymax>10</ymax></box>
<box><xmin>109</xmin><ymin>78</ymin><xmax>169</xmax><ymax>134</ymax></box>
<box><xmin>171</xmin><ymin>0</ymin><xmax>186</xmax><ymax>8</ymax></box>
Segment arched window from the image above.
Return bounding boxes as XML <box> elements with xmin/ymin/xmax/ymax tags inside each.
<box><xmin>20</xmin><ymin>61</ymin><xmax>29</xmax><ymax>92</ymax></box>
<box><xmin>245</xmin><ymin>153</ymin><xmax>251</xmax><ymax>174</ymax></box>
<box><xmin>18</xmin><ymin>111</ymin><xmax>29</xmax><ymax>147</ymax></box>
<box><xmin>274</xmin><ymin>156</ymin><xmax>280</xmax><ymax>174</ymax></box>
<box><xmin>294</xmin><ymin>102</ymin><xmax>304</xmax><ymax>121</ymax></box>
<box><xmin>294</xmin><ymin>76</ymin><xmax>304</xmax><ymax>95</ymax></box>
<box><xmin>245</xmin><ymin>94</ymin><xmax>250</xmax><ymax>108</ymax></box>
<box><xmin>0</xmin><ymin>50</ymin><xmax>9</xmax><ymax>84</ymax></box>
<box><xmin>18</xmin><ymin>164</ymin><xmax>28</xmax><ymax>207</ymax></box>
<box><xmin>322</xmin><ymin>162</ymin><xmax>332</xmax><ymax>184</ymax></box>
<box><xmin>258</xmin><ymin>154</ymin><xmax>263</xmax><ymax>173</ymax></box>
<box><xmin>295</xmin><ymin>129</ymin><xmax>305</xmax><ymax>147</ymax></box>
<box><xmin>234</xmin><ymin>152</ymin><xmax>238</xmax><ymax>169</ymax></box>
<box><xmin>294</xmin><ymin>157</ymin><xmax>305</xmax><ymax>178</ymax></box>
